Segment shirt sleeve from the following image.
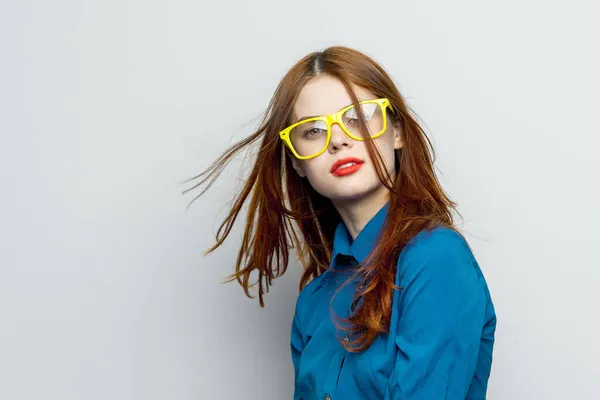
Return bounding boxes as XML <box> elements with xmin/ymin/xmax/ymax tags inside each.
<box><xmin>290</xmin><ymin>305</ymin><xmax>304</xmax><ymax>381</ymax></box>
<box><xmin>386</xmin><ymin>230</ymin><xmax>488</xmax><ymax>399</ymax></box>
<box><xmin>290</xmin><ymin>291</ymin><xmax>306</xmax><ymax>398</ymax></box>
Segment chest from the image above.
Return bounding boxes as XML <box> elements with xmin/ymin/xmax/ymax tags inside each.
<box><xmin>296</xmin><ymin>270</ymin><xmax>398</xmax><ymax>398</ymax></box>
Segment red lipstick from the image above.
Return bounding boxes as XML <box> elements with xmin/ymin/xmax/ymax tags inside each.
<box><xmin>330</xmin><ymin>157</ymin><xmax>364</xmax><ymax>177</ymax></box>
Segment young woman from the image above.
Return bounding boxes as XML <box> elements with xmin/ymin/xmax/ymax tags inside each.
<box><xmin>186</xmin><ymin>46</ymin><xmax>496</xmax><ymax>399</ymax></box>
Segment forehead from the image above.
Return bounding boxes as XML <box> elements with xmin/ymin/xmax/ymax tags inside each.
<box><xmin>292</xmin><ymin>75</ymin><xmax>375</xmax><ymax>119</ymax></box>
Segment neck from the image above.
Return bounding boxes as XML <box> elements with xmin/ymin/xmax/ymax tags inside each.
<box><xmin>332</xmin><ymin>185</ymin><xmax>390</xmax><ymax>241</ymax></box>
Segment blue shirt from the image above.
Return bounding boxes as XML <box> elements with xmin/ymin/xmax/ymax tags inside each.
<box><xmin>290</xmin><ymin>202</ymin><xmax>496</xmax><ymax>399</ymax></box>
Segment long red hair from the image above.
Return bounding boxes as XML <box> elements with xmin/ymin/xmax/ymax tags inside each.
<box><xmin>183</xmin><ymin>46</ymin><xmax>460</xmax><ymax>352</ymax></box>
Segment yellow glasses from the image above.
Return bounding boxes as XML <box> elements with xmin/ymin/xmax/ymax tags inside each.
<box><xmin>279</xmin><ymin>98</ymin><xmax>394</xmax><ymax>160</ymax></box>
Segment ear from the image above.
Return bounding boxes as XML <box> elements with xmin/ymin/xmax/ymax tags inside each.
<box><xmin>290</xmin><ymin>155</ymin><xmax>306</xmax><ymax>177</ymax></box>
<box><xmin>392</xmin><ymin>122</ymin><xmax>404</xmax><ymax>150</ymax></box>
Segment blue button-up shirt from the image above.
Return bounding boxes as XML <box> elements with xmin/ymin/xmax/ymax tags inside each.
<box><xmin>290</xmin><ymin>202</ymin><xmax>496</xmax><ymax>399</ymax></box>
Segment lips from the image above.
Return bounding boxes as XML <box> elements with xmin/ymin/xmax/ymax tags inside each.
<box><xmin>330</xmin><ymin>157</ymin><xmax>364</xmax><ymax>175</ymax></box>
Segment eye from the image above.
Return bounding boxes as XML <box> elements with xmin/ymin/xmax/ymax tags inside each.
<box><xmin>346</xmin><ymin>117</ymin><xmax>359</xmax><ymax>126</ymax></box>
<box><xmin>344</xmin><ymin>104</ymin><xmax>377</xmax><ymax>124</ymax></box>
<box><xmin>303</xmin><ymin>127</ymin><xmax>326</xmax><ymax>139</ymax></box>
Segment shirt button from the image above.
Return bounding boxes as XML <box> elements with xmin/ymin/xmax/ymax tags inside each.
<box><xmin>343</xmin><ymin>334</ymin><xmax>349</xmax><ymax>346</ymax></box>
<box><xmin>324</xmin><ymin>395</ymin><xmax>331</xmax><ymax>400</ymax></box>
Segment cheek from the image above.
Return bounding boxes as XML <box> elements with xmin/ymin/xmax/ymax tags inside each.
<box><xmin>373</xmin><ymin>138</ymin><xmax>398</xmax><ymax>169</ymax></box>
<box><xmin>301</xmin><ymin>157</ymin><xmax>329</xmax><ymax>179</ymax></box>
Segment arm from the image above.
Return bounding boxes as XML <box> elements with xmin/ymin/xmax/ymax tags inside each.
<box><xmin>386</xmin><ymin>231</ymin><xmax>488</xmax><ymax>399</ymax></box>
<box><xmin>290</xmin><ymin>294</ymin><xmax>305</xmax><ymax>400</ymax></box>
<box><xmin>290</xmin><ymin>307</ymin><xmax>304</xmax><ymax>382</ymax></box>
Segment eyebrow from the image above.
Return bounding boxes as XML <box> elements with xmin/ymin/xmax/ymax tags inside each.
<box><xmin>295</xmin><ymin>114</ymin><xmax>319</xmax><ymax>123</ymax></box>
<box><xmin>295</xmin><ymin>100</ymin><xmax>365</xmax><ymax>123</ymax></box>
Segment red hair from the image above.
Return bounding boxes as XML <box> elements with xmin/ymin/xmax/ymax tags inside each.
<box><xmin>183</xmin><ymin>46</ymin><xmax>460</xmax><ymax>352</ymax></box>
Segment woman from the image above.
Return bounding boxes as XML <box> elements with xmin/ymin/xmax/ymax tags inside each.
<box><xmin>185</xmin><ymin>46</ymin><xmax>496</xmax><ymax>399</ymax></box>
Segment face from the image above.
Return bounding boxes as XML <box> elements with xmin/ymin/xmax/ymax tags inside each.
<box><xmin>289</xmin><ymin>75</ymin><xmax>403</xmax><ymax>202</ymax></box>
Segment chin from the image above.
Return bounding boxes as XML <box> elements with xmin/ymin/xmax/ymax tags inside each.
<box><xmin>319</xmin><ymin>183</ymin><xmax>380</xmax><ymax>202</ymax></box>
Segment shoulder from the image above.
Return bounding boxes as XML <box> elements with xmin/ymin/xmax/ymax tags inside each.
<box><xmin>397</xmin><ymin>226</ymin><xmax>479</xmax><ymax>284</ymax></box>
<box><xmin>405</xmin><ymin>226</ymin><xmax>472</xmax><ymax>260</ymax></box>
<box><xmin>292</xmin><ymin>270</ymin><xmax>330</xmax><ymax>332</ymax></box>
<box><xmin>295</xmin><ymin>271</ymin><xmax>327</xmax><ymax>308</ymax></box>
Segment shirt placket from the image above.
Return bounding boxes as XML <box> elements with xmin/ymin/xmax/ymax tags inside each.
<box><xmin>320</xmin><ymin>255</ymin><xmax>360</xmax><ymax>400</ymax></box>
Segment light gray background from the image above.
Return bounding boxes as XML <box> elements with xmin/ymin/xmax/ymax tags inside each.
<box><xmin>1</xmin><ymin>0</ymin><xmax>599</xmax><ymax>399</ymax></box>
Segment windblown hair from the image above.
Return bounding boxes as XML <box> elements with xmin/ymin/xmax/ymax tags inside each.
<box><xmin>183</xmin><ymin>46</ymin><xmax>460</xmax><ymax>352</ymax></box>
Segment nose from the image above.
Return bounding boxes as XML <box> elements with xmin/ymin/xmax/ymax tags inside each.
<box><xmin>328</xmin><ymin>123</ymin><xmax>353</xmax><ymax>152</ymax></box>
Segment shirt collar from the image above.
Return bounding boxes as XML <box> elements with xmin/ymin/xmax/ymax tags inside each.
<box><xmin>309</xmin><ymin>201</ymin><xmax>390</xmax><ymax>295</ymax></box>
<box><xmin>331</xmin><ymin>200</ymin><xmax>390</xmax><ymax>264</ymax></box>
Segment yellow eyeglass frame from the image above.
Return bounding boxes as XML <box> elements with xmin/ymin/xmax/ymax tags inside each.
<box><xmin>279</xmin><ymin>98</ymin><xmax>395</xmax><ymax>160</ymax></box>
